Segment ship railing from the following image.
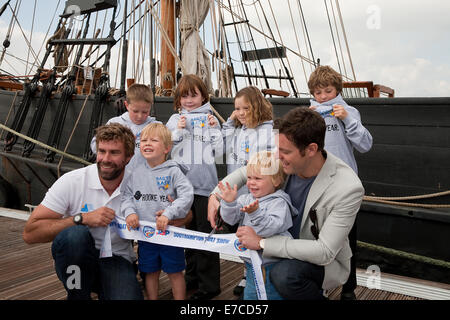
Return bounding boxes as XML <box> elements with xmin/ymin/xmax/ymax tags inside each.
<box><xmin>344</xmin><ymin>81</ymin><xmax>395</xmax><ymax>98</ymax></box>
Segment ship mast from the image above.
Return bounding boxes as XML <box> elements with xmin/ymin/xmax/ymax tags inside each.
<box><xmin>160</xmin><ymin>0</ymin><xmax>175</xmax><ymax>94</ymax></box>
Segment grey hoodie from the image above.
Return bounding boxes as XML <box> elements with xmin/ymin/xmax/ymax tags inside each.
<box><xmin>220</xmin><ymin>189</ymin><xmax>298</xmax><ymax>265</ymax></box>
<box><xmin>121</xmin><ymin>160</ymin><xmax>194</xmax><ymax>222</ymax></box>
<box><xmin>311</xmin><ymin>94</ymin><xmax>373</xmax><ymax>173</ymax></box>
<box><xmin>166</xmin><ymin>102</ymin><xmax>223</xmax><ymax>196</ymax></box>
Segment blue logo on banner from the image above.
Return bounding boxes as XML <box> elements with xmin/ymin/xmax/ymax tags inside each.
<box><xmin>143</xmin><ymin>226</ymin><xmax>155</xmax><ymax>238</ymax></box>
<box><xmin>234</xmin><ymin>239</ymin><xmax>247</xmax><ymax>252</ymax></box>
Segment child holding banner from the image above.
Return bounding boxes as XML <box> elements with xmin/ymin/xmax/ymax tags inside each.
<box><xmin>122</xmin><ymin>123</ymin><xmax>194</xmax><ymax>300</ymax></box>
<box><xmin>166</xmin><ymin>74</ymin><xmax>223</xmax><ymax>300</ymax></box>
<box><xmin>217</xmin><ymin>151</ymin><xmax>297</xmax><ymax>300</ymax></box>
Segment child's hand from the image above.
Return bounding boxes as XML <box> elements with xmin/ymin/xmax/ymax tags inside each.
<box><xmin>309</xmin><ymin>106</ymin><xmax>317</xmax><ymax>111</ymax></box>
<box><xmin>241</xmin><ymin>199</ymin><xmax>259</xmax><ymax>214</ymax></box>
<box><xmin>217</xmin><ymin>181</ymin><xmax>238</xmax><ymax>203</ymax></box>
<box><xmin>208</xmin><ymin>114</ymin><xmax>218</xmax><ymax>127</ymax></box>
<box><xmin>177</xmin><ymin>116</ymin><xmax>186</xmax><ymax>129</ymax></box>
<box><xmin>156</xmin><ymin>214</ymin><xmax>169</xmax><ymax>232</ymax></box>
<box><xmin>230</xmin><ymin>110</ymin><xmax>238</xmax><ymax>120</ymax></box>
<box><xmin>332</xmin><ymin>104</ymin><xmax>348</xmax><ymax>120</ymax></box>
<box><xmin>126</xmin><ymin>213</ymin><xmax>140</xmax><ymax>229</ymax></box>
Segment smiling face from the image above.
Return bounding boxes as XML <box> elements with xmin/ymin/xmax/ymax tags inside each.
<box><xmin>234</xmin><ymin>96</ymin><xmax>250</xmax><ymax>126</ymax></box>
<box><xmin>276</xmin><ymin>133</ymin><xmax>308</xmax><ymax>177</ymax></box>
<box><xmin>180</xmin><ymin>86</ymin><xmax>204</xmax><ymax>112</ymax></box>
<box><xmin>246</xmin><ymin>168</ymin><xmax>277</xmax><ymax>199</ymax></box>
<box><xmin>96</xmin><ymin>139</ymin><xmax>130</xmax><ymax>181</ymax></box>
<box><xmin>140</xmin><ymin>134</ymin><xmax>171</xmax><ymax>167</ymax></box>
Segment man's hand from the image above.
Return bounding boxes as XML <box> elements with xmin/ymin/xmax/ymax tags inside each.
<box><xmin>83</xmin><ymin>206</ymin><xmax>115</xmax><ymax>227</ymax></box>
<box><xmin>207</xmin><ymin>194</ymin><xmax>220</xmax><ymax>229</ymax></box>
<box><xmin>236</xmin><ymin>226</ymin><xmax>262</xmax><ymax>250</ymax></box>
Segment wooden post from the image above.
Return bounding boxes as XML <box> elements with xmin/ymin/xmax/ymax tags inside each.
<box><xmin>160</xmin><ymin>0</ymin><xmax>176</xmax><ymax>94</ymax></box>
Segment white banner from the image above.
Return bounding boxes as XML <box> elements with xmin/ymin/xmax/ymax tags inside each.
<box><xmin>110</xmin><ymin>216</ymin><xmax>267</xmax><ymax>300</ymax></box>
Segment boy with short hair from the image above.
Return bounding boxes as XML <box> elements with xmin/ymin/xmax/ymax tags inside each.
<box><xmin>308</xmin><ymin>65</ymin><xmax>372</xmax><ymax>299</ymax></box>
<box><xmin>121</xmin><ymin>123</ymin><xmax>194</xmax><ymax>300</ymax></box>
<box><xmin>308</xmin><ymin>65</ymin><xmax>373</xmax><ymax>173</ymax></box>
<box><xmin>91</xmin><ymin>83</ymin><xmax>161</xmax><ymax>168</ymax></box>
<box><xmin>217</xmin><ymin>151</ymin><xmax>297</xmax><ymax>300</ymax></box>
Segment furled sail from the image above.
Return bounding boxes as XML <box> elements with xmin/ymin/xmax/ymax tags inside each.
<box><xmin>179</xmin><ymin>0</ymin><xmax>212</xmax><ymax>93</ymax></box>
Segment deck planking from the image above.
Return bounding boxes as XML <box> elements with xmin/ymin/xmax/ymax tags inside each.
<box><xmin>0</xmin><ymin>216</ymin><xmax>426</xmax><ymax>300</ymax></box>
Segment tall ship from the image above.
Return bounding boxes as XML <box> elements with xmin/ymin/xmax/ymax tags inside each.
<box><xmin>0</xmin><ymin>0</ymin><xmax>448</xmax><ymax>285</ymax></box>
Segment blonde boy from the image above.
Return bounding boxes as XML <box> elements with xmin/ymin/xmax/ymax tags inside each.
<box><xmin>121</xmin><ymin>123</ymin><xmax>193</xmax><ymax>300</ymax></box>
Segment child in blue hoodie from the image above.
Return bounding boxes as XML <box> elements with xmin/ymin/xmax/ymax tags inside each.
<box><xmin>122</xmin><ymin>123</ymin><xmax>194</xmax><ymax>300</ymax></box>
<box><xmin>166</xmin><ymin>74</ymin><xmax>223</xmax><ymax>300</ymax></box>
<box><xmin>91</xmin><ymin>83</ymin><xmax>161</xmax><ymax>169</ymax></box>
<box><xmin>218</xmin><ymin>151</ymin><xmax>297</xmax><ymax>300</ymax></box>
<box><xmin>308</xmin><ymin>65</ymin><xmax>373</xmax><ymax>300</ymax></box>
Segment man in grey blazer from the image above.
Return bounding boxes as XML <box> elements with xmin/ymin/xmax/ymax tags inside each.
<box><xmin>208</xmin><ymin>107</ymin><xmax>364</xmax><ymax>299</ymax></box>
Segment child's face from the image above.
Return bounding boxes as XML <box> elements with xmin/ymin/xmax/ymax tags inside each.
<box><xmin>246</xmin><ymin>169</ymin><xmax>276</xmax><ymax>198</ymax></box>
<box><xmin>180</xmin><ymin>86</ymin><xmax>204</xmax><ymax>112</ymax></box>
<box><xmin>140</xmin><ymin>133</ymin><xmax>171</xmax><ymax>167</ymax></box>
<box><xmin>126</xmin><ymin>100</ymin><xmax>151</xmax><ymax>125</ymax></box>
<box><xmin>313</xmin><ymin>85</ymin><xmax>338</xmax><ymax>104</ymax></box>
<box><xmin>234</xmin><ymin>96</ymin><xmax>250</xmax><ymax>126</ymax></box>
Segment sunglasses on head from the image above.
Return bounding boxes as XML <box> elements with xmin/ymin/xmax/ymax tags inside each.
<box><xmin>309</xmin><ymin>208</ymin><xmax>319</xmax><ymax>240</ymax></box>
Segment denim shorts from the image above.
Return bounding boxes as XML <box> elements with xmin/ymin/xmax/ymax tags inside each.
<box><xmin>138</xmin><ymin>241</ymin><xmax>185</xmax><ymax>274</ymax></box>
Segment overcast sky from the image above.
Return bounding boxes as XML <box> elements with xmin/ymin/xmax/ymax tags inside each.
<box><xmin>1</xmin><ymin>0</ymin><xmax>449</xmax><ymax>97</ymax></box>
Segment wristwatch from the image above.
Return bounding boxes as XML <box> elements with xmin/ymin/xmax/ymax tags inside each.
<box><xmin>259</xmin><ymin>239</ymin><xmax>265</xmax><ymax>250</ymax></box>
<box><xmin>73</xmin><ymin>213</ymin><xmax>83</xmax><ymax>225</ymax></box>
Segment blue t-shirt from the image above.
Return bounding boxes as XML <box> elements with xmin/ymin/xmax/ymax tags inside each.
<box><xmin>285</xmin><ymin>174</ymin><xmax>316</xmax><ymax>238</ymax></box>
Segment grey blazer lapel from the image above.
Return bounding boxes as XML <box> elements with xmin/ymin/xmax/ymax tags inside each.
<box><xmin>300</xmin><ymin>154</ymin><xmax>336</xmax><ymax>233</ymax></box>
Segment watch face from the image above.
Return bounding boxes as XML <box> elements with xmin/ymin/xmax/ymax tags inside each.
<box><xmin>74</xmin><ymin>214</ymin><xmax>82</xmax><ymax>224</ymax></box>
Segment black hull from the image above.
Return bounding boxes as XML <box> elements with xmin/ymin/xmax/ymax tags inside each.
<box><xmin>1</xmin><ymin>89</ymin><xmax>449</xmax><ymax>282</ymax></box>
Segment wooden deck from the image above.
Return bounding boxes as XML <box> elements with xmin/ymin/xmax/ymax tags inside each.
<box><xmin>0</xmin><ymin>215</ymin><xmax>446</xmax><ymax>300</ymax></box>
